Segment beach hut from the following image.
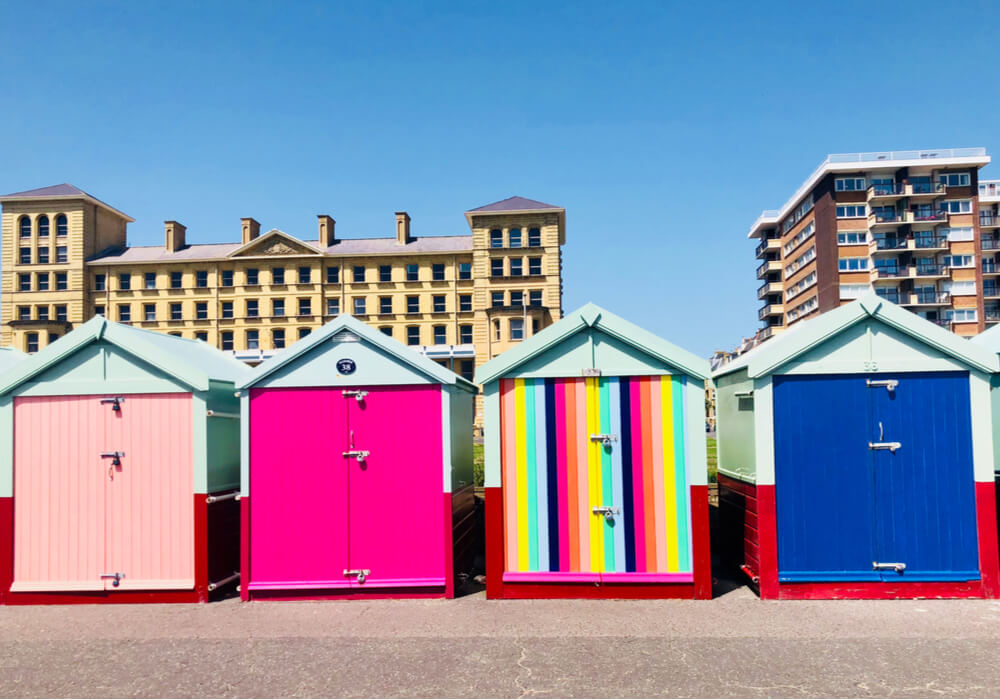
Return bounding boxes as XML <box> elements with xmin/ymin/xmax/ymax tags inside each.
<box><xmin>715</xmin><ymin>293</ymin><xmax>1000</xmax><ymax>599</ymax></box>
<box><xmin>238</xmin><ymin>314</ymin><xmax>477</xmax><ymax>600</ymax></box>
<box><xmin>0</xmin><ymin>317</ymin><xmax>248</xmax><ymax>604</ymax></box>
<box><xmin>475</xmin><ymin>303</ymin><xmax>712</xmax><ymax>599</ymax></box>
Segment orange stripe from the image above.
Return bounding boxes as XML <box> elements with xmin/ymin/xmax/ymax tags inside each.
<box><xmin>640</xmin><ymin>377</ymin><xmax>656</xmax><ymax>572</ymax></box>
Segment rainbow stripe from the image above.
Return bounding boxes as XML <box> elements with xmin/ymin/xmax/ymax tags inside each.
<box><xmin>501</xmin><ymin>375</ymin><xmax>691</xmax><ymax>575</ymax></box>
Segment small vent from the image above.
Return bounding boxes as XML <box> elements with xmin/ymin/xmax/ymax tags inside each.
<box><xmin>332</xmin><ymin>330</ymin><xmax>360</xmax><ymax>343</ymax></box>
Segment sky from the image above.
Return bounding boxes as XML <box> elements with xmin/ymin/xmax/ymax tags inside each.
<box><xmin>1</xmin><ymin>0</ymin><xmax>999</xmax><ymax>357</ymax></box>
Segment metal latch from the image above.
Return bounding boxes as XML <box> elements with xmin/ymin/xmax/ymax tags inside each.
<box><xmin>873</xmin><ymin>561</ymin><xmax>906</xmax><ymax>574</ymax></box>
<box><xmin>101</xmin><ymin>451</ymin><xmax>125</xmax><ymax>467</ymax></box>
<box><xmin>344</xmin><ymin>568</ymin><xmax>371</xmax><ymax>584</ymax></box>
<box><xmin>581</xmin><ymin>368</ymin><xmax>601</xmax><ymax>377</ymax></box>
<box><xmin>100</xmin><ymin>396</ymin><xmax>125</xmax><ymax>411</ymax></box>
<box><xmin>343</xmin><ymin>450</ymin><xmax>370</xmax><ymax>463</ymax></box>
<box><xmin>592</xmin><ymin>506</ymin><xmax>620</xmax><ymax>522</ymax></box>
<box><xmin>866</xmin><ymin>379</ymin><xmax>898</xmax><ymax>394</ymax></box>
<box><xmin>342</xmin><ymin>390</ymin><xmax>368</xmax><ymax>403</ymax></box>
<box><xmin>868</xmin><ymin>442</ymin><xmax>902</xmax><ymax>453</ymax></box>
<box><xmin>589</xmin><ymin>434</ymin><xmax>618</xmax><ymax>446</ymax></box>
<box><xmin>100</xmin><ymin>572</ymin><xmax>125</xmax><ymax>587</ymax></box>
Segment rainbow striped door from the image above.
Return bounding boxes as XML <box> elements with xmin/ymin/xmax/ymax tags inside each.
<box><xmin>500</xmin><ymin>376</ymin><xmax>693</xmax><ymax>583</ymax></box>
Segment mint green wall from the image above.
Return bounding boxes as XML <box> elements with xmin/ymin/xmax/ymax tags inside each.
<box><xmin>714</xmin><ymin>368</ymin><xmax>756</xmax><ymax>483</ymax></box>
<box><xmin>992</xmin><ymin>374</ymin><xmax>1000</xmax><ymax>474</ymax></box>
<box><xmin>483</xmin><ymin>382</ymin><xmax>502</xmax><ymax>489</ymax></box>
<box><xmin>499</xmin><ymin>328</ymin><xmax>675</xmax><ymax>379</ymax></box>
<box><xmin>204</xmin><ymin>381</ymin><xmax>241</xmax><ymax>493</ymax></box>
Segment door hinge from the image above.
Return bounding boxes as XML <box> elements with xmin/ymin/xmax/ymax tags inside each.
<box><xmin>868</xmin><ymin>441</ymin><xmax>902</xmax><ymax>453</ymax></box>
<box><xmin>589</xmin><ymin>434</ymin><xmax>618</xmax><ymax>446</ymax></box>
<box><xmin>99</xmin><ymin>396</ymin><xmax>125</xmax><ymax>411</ymax></box>
<box><xmin>100</xmin><ymin>572</ymin><xmax>125</xmax><ymax>587</ymax></box>
<box><xmin>343</xmin><ymin>568</ymin><xmax>370</xmax><ymax>584</ymax></box>
<box><xmin>343</xmin><ymin>450</ymin><xmax>370</xmax><ymax>463</ymax></box>
<box><xmin>592</xmin><ymin>506</ymin><xmax>620</xmax><ymax>522</ymax></box>
<box><xmin>100</xmin><ymin>451</ymin><xmax>125</xmax><ymax>467</ymax></box>
<box><xmin>866</xmin><ymin>378</ymin><xmax>898</xmax><ymax>395</ymax></box>
<box><xmin>873</xmin><ymin>561</ymin><xmax>906</xmax><ymax>574</ymax></box>
<box><xmin>342</xmin><ymin>389</ymin><xmax>368</xmax><ymax>402</ymax></box>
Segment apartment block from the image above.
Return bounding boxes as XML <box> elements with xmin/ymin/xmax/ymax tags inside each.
<box><xmin>0</xmin><ymin>185</ymin><xmax>565</xmax><ymax>399</ymax></box>
<box><xmin>750</xmin><ymin>148</ymin><xmax>998</xmax><ymax>338</ymax></box>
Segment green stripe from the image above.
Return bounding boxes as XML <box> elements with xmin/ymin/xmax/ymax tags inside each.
<box><xmin>600</xmin><ymin>377</ymin><xmax>615</xmax><ymax>572</ymax></box>
<box><xmin>672</xmin><ymin>375</ymin><xmax>690</xmax><ymax>571</ymax></box>
<box><xmin>525</xmin><ymin>378</ymin><xmax>539</xmax><ymax>571</ymax></box>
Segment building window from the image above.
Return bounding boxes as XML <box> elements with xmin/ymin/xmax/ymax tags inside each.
<box><xmin>247</xmin><ymin>300</ymin><xmax>259</xmax><ymax>318</ymax></box>
<box><xmin>379</xmin><ymin>296</ymin><xmax>392</xmax><ymax>314</ymax></box>
<box><xmin>509</xmin><ymin>258</ymin><xmax>523</xmax><ymax>276</ymax></box>
<box><xmin>944</xmin><ymin>255</ymin><xmax>974</xmax><ymax>268</ymax></box>
<box><xmin>490</xmin><ymin>229</ymin><xmax>503</xmax><ymax>248</ymax></box>
<box><xmin>37</xmin><ymin>215</ymin><xmax>49</xmax><ymax>237</ymax></box>
<box><xmin>510</xmin><ymin>290</ymin><xmax>523</xmax><ymax>307</ymax></box>
<box><xmin>19</xmin><ymin>217</ymin><xmax>31</xmax><ymax>238</ymax></box>
<box><xmin>145</xmin><ymin>272</ymin><xmax>157</xmax><ymax>289</ymax></box>
<box><xmin>55</xmin><ymin>305</ymin><xmax>67</xmax><ymax>322</ymax></box>
<box><xmin>171</xmin><ymin>303</ymin><xmax>183</xmax><ymax>320</ymax></box>
<box><xmin>407</xmin><ymin>296</ymin><xmax>419</xmax><ymax>314</ymax></box>
<box><xmin>837</xmin><ymin>231</ymin><xmax>867</xmax><ymax>245</ymax></box>
<box><xmin>836</xmin><ymin>204</ymin><xmax>867</xmax><ymax>218</ymax></box>
<box><xmin>247</xmin><ymin>330</ymin><xmax>259</xmax><ymax>350</ymax></box>
<box><xmin>273</xmin><ymin>298</ymin><xmax>285</xmax><ymax>317</ymax></box>
<box><xmin>493</xmin><ymin>319</ymin><xmax>501</xmax><ymax>341</ymax></box>
<box><xmin>36</xmin><ymin>273</ymin><xmax>49</xmax><ymax>291</ymax></box>
<box><xmin>327</xmin><ymin>298</ymin><xmax>340</xmax><ymax>316</ymax></box>
<box><xmin>94</xmin><ymin>305</ymin><xmax>105</xmax><ymax>316</ymax></box>
<box><xmin>221</xmin><ymin>331</ymin><xmax>234</xmax><ymax>351</ymax></box>
<box><xmin>18</xmin><ymin>274</ymin><xmax>30</xmax><ymax>291</ymax></box>
<box><xmin>119</xmin><ymin>273</ymin><xmax>131</xmax><ymax>290</ymax></box>
<box><xmin>195</xmin><ymin>332</ymin><xmax>208</xmax><ymax>342</ymax></box>
<box><xmin>298</xmin><ymin>298</ymin><xmax>311</xmax><ymax>316</ymax></box>
<box><xmin>433</xmin><ymin>325</ymin><xmax>446</xmax><ymax>344</ymax></box>
<box><xmin>528</xmin><ymin>228</ymin><xmax>541</xmax><ymax>247</ymax></box>
<box><xmin>532</xmin><ymin>319</ymin><xmax>540</xmax><ymax>335</ymax></box>
<box><xmin>55</xmin><ymin>272</ymin><xmax>67</xmax><ymax>290</ymax></box>
<box><xmin>946</xmin><ymin>308</ymin><xmax>978</xmax><ymax>323</ymax></box>
<box><xmin>379</xmin><ymin>326</ymin><xmax>392</xmax><ymax>337</ymax></box>
<box><xmin>939</xmin><ymin>172</ymin><xmax>971</xmax><ymax>187</ymax></box>
<box><xmin>838</xmin><ymin>257</ymin><xmax>869</xmax><ymax>271</ymax></box>
<box><xmin>459</xmin><ymin>294</ymin><xmax>472</xmax><ymax>312</ymax></box>
<box><xmin>94</xmin><ymin>274</ymin><xmax>106</xmax><ymax>291</ymax></box>
<box><xmin>942</xmin><ymin>200</ymin><xmax>972</xmax><ymax>214</ymax></box>
<box><xmin>298</xmin><ymin>327</ymin><xmax>311</xmax><ymax>339</ymax></box>
<box><xmin>509</xmin><ymin>228</ymin><xmax>522</xmax><ymax>248</ymax></box>
<box><xmin>19</xmin><ymin>246</ymin><xmax>32</xmax><ymax>264</ymax></box>
<box><xmin>458</xmin><ymin>262</ymin><xmax>472</xmax><ymax>280</ymax></box>
<box><xmin>379</xmin><ymin>265</ymin><xmax>392</xmax><ymax>282</ymax></box>
<box><xmin>17</xmin><ymin>306</ymin><xmax>29</xmax><ymax>320</ymax></box>
<box><xmin>144</xmin><ymin>304</ymin><xmax>156</xmax><ymax>321</ymax></box>
<box><xmin>56</xmin><ymin>214</ymin><xmax>68</xmax><ymax>236</ymax></box>
<box><xmin>297</xmin><ymin>266</ymin><xmax>311</xmax><ymax>284</ymax></box>
<box><xmin>37</xmin><ymin>247</ymin><xmax>49</xmax><ymax>264</ymax></box>
<box><xmin>459</xmin><ymin>359</ymin><xmax>474</xmax><ymax>381</ymax></box>
<box><xmin>433</xmin><ymin>295</ymin><xmax>446</xmax><ymax>312</ymax></box>
<box><xmin>327</xmin><ymin>267</ymin><xmax>339</xmax><ymax>284</ymax></box>
<box><xmin>528</xmin><ymin>257</ymin><xmax>542</xmax><ymax>275</ymax></box>
<box><xmin>491</xmin><ymin>259</ymin><xmax>504</xmax><ymax>277</ymax></box>
<box><xmin>37</xmin><ymin>307</ymin><xmax>49</xmax><ymax>322</ymax></box>
<box><xmin>432</xmin><ymin>263</ymin><xmax>445</xmax><ymax>281</ymax></box>
<box><xmin>118</xmin><ymin>304</ymin><xmax>131</xmax><ymax>322</ymax></box>
<box><xmin>196</xmin><ymin>270</ymin><xmax>208</xmax><ymax>288</ymax></box>
<box><xmin>353</xmin><ymin>297</ymin><xmax>366</xmax><ymax>315</ymax></box>
<box><xmin>459</xmin><ymin>324</ymin><xmax>473</xmax><ymax>344</ymax></box>
<box><xmin>491</xmin><ymin>292</ymin><xmax>504</xmax><ymax>307</ymax></box>
<box><xmin>835</xmin><ymin>177</ymin><xmax>866</xmax><ymax>191</ymax></box>
<box><xmin>221</xmin><ymin>301</ymin><xmax>233</xmax><ymax>319</ymax></box>
<box><xmin>529</xmin><ymin>290</ymin><xmax>542</xmax><ymax>306</ymax></box>
<box><xmin>246</xmin><ymin>268</ymin><xmax>259</xmax><ymax>285</ymax></box>
<box><xmin>943</xmin><ymin>227</ymin><xmax>974</xmax><ymax>242</ymax></box>
<box><xmin>25</xmin><ymin>333</ymin><xmax>39</xmax><ymax>353</ymax></box>
<box><xmin>353</xmin><ymin>266</ymin><xmax>365</xmax><ymax>283</ymax></box>
<box><xmin>56</xmin><ymin>246</ymin><xmax>67</xmax><ymax>263</ymax></box>
<box><xmin>273</xmin><ymin>329</ymin><xmax>285</xmax><ymax>349</ymax></box>
<box><xmin>407</xmin><ymin>326</ymin><xmax>420</xmax><ymax>346</ymax></box>
<box><xmin>221</xmin><ymin>270</ymin><xmax>234</xmax><ymax>287</ymax></box>
<box><xmin>406</xmin><ymin>264</ymin><xmax>419</xmax><ymax>281</ymax></box>
<box><xmin>510</xmin><ymin>318</ymin><xmax>524</xmax><ymax>340</ymax></box>
<box><xmin>196</xmin><ymin>302</ymin><xmax>208</xmax><ymax>320</ymax></box>
<box><xmin>272</xmin><ymin>267</ymin><xmax>285</xmax><ymax>285</ymax></box>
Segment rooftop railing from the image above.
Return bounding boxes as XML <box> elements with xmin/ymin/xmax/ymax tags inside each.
<box><xmin>826</xmin><ymin>148</ymin><xmax>987</xmax><ymax>164</ymax></box>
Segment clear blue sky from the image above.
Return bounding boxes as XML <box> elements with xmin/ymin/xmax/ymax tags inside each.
<box><xmin>2</xmin><ymin>0</ymin><xmax>998</xmax><ymax>357</ymax></box>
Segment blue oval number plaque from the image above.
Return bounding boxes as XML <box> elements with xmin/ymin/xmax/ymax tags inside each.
<box><xmin>337</xmin><ymin>358</ymin><xmax>356</xmax><ymax>375</ymax></box>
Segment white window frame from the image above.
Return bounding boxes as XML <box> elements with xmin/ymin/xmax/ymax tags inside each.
<box><xmin>838</xmin><ymin>257</ymin><xmax>869</xmax><ymax>272</ymax></box>
<box><xmin>942</xmin><ymin>199</ymin><xmax>972</xmax><ymax>214</ymax></box>
<box><xmin>837</xmin><ymin>231</ymin><xmax>867</xmax><ymax>245</ymax></box>
<box><xmin>835</xmin><ymin>177</ymin><xmax>866</xmax><ymax>192</ymax></box>
<box><xmin>938</xmin><ymin>172</ymin><xmax>970</xmax><ymax>187</ymax></box>
<box><xmin>836</xmin><ymin>204</ymin><xmax>867</xmax><ymax>218</ymax></box>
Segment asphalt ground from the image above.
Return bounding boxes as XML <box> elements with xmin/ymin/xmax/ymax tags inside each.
<box><xmin>4</xmin><ymin>575</ymin><xmax>1000</xmax><ymax>698</ymax></box>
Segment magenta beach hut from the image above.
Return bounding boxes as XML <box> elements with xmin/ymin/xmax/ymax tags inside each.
<box><xmin>238</xmin><ymin>314</ymin><xmax>477</xmax><ymax>600</ymax></box>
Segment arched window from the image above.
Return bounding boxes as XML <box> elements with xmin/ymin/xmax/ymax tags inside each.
<box><xmin>56</xmin><ymin>214</ymin><xmax>68</xmax><ymax>236</ymax></box>
<box><xmin>18</xmin><ymin>216</ymin><xmax>31</xmax><ymax>238</ymax></box>
<box><xmin>37</xmin><ymin>215</ymin><xmax>49</xmax><ymax>237</ymax></box>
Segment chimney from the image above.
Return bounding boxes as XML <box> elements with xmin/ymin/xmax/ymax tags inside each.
<box><xmin>241</xmin><ymin>217</ymin><xmax>260</xmax><ymax>245</ymax></box>
<box><xmin>395</xmin><ymin>211</ymin><xmax>411</xmax><ymax>245</ymax></box>
<box><xmin>164</xmin><ymin>220</ymin><xmax>186</xmax><ymax>252</ymax></box>
<box><xmin>318</xmin><ymin>214</ymin><xmax>336</xmax><ymax>247</ymax></box>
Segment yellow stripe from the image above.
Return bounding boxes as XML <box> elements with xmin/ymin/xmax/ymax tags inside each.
<box><xmin>514</xmin><ymin>379</ymin><xmax>529</xmax><ymax>572</ymax></box>
<box><xmin>587</xmin><ymin>377</ymin><xmax>603</xmax><ymax>572</ymax></box>
<box><xmin>662</xmin><ymin>376</ymin><xmax>678</xmax><ymax>572</ymax></box>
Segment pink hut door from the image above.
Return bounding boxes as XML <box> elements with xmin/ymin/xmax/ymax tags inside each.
<box><xmin>344</xmin><ymin>385</ymin><xmax>445</xmax><ymax>589</ymax></box>
<box><xmin>249</xmin><ymin>388</ymin><xmax>351</xmax><ymax>590</ymax></box>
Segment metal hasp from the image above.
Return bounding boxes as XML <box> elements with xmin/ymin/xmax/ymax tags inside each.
<box><xmin>343</xmin><ymin>450</ymin><xmax>370</xmax><ymax>463</ymax></box>
<box><xmin>99</xmin><ymin>396</ymin><xmax>125</xmax><ymax>411</ymax></box>
<box><xmin>873</xmin><ymin>561</ymin><xmax>906</xmax><ymax>574</ymax></box>
<box><xmin>208</xmin><ymin>572</ymin><xmax>240</xmax><ymax>592</ymax></box>
<box><xmin>866</xmin><ymin>378</ymin><xmax>899</xmax><ymax>395</ymax></box>
<box><xmin>344</xmin><ymin>568</ymin><xmax>371</xmax><ymax>584</ymax></box>
<box><xmin>868</xmin><ymin>441</ymin><xmax>902</xmax><ymax>453</ymax></box>
<box><xmin>589</xmin><ymin>434</ymin><xmax>618</xmax><ymax>446</ymax></box>
<box><xmin>205</xmin><ymin>491</ymin><xmax>239</xmax><ymax>504</ymax></box>
<box><xmin>100</xmin><ymin>572</ymin><xmax>125</xmax><ymax>587</ymax></box>
<box><xmin>100</xmin><ymin>451</ymin><xmax>125</xmax><ymax>467</ymax></box>
<box><xmin>592</xmin><ymin>506</ymin><xmax>621</xmax><ymax>522</ymax></box>
<box><xmin>342</xmin><ymin>389</ymin><xmax>368</xmax><ymax>403</ymax></box>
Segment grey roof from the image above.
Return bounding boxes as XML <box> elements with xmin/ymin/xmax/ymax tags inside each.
<box><xmin>0</xmin><ymin>183</ymin><xmax>134</xmax><ymax>222</ymax></box>
<box><xmin>467</xmin><ymin>196</ymin><xmax>562</xmax><ymax>213</ymax></box>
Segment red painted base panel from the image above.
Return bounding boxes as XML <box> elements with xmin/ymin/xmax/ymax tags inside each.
<box><xmin>772</xmin><ymin>581</ymin><xmax>990</xmax><ymax>600</ymax></box>
<box><xmin>247</xmin><ymin>587</ymin><xmax>448</xmax><ymax>601</ymax></box>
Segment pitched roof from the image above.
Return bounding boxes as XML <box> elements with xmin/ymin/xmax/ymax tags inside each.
<box><xmin>0</xmin><ymin>316</ymin><xmax>250</xmax><ymax>395</ymax></box>
<box><xmin>0</xmin><ymin>347</ymin><xmax>27</xmax><ymax>375</ymax></box>
<box><xmin>971</xmin><ymin>323</ymin><xmax>1000</xmax><ymax>350</ymax></box>
<box><xmin>239</xmin><ymin>313</ymin><xmax>476</xmax><ymax>391</ymax></box>
<box><xmin>474</xmin><ymin>302</ymin><xmax>711</xmax><ymax>386</ymax></box>
<box><xmin>467</xmin><ymin>196</ymin><xmax>562</xmax><ymax>213</ymax></box>
<box><xmin>0</xmin><ymin>183</ymin><xmax>135</xmax><ymax>222</ymax></box>
<box><xmin>714</xmin><ymin>292</ymin><xmax>1000</xmax><ymax>378</ymax></box>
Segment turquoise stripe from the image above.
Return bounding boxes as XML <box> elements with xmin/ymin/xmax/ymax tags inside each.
<box><xmin>525</xmin><ymin>378</ymin><xmax>539</xmax><ymax>571</ymax></box>
<box><xmin>534</xmin><ymin>379</ymin><xmax>550</xmax><ymax>571</ymax></box>
<box><xmin>600</xmin><ymin>378</ymin><xmax>614</xmax><ymax>572</ymax></box>
<box><xmin>608</xmin><ymin>378</ymin><xmax>626</xmax><ymax>572</ymax></box>
<box><xmin>672</xmin><ymin>376</ymin><xmax>690</xmax><ymax>572</ymax></box>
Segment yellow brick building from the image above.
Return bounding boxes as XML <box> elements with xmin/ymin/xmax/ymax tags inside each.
<box><xmin>0</xmin><ymin>185</ymin><xmax>565</xmax><ymax>394</ymax></box>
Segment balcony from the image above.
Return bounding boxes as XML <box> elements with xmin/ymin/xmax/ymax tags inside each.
<box><xmin>868</xmin><ymin>210</ymin><xmax>905</xmax><ymax>229</ymax></box>
<box><xmin>754</xmin><ymin>237</ymin><xmax>780</xmax><ymax>257</ymax></box>
<box><xmin>911</xmin><ymin>264</ymin><xmax>947</xmax><ymax>279</ymax></box>
<box><xmin>905</xmin><ymin>291</ymin><xmax>950</xmax><ymax>306</ymax></box>
<box><xmin>927</xmin><ymin>318</ymin><xmax>953</xmax><ymax>328</ymax></box>
<box><xmin>984</xmin><ymin>260</ymin><xmax>1000</xmax><ymax>276</ymax></box>
<box><xmin>912</xmin><ymin>235</ymin><xmax>948</xmax><ymax>251</ymax></box>
<box><xmin>981</xmin><ymin>181</ymin><xmax>1000</xmax><ymax>202</ymax></box>
<box><xmin>756</xmin><ymin>259</ymin><xmax>782</xmax><ymax>277</ymax></box>
<box><xmin>758</xmin><ymin>325</ymin><xmax>783</xmax><ymax>341</ymax></box>
<box><xmin>909</xmin><ymin>207</ymin><xmax>948</xmax><ymax>224</ymax></box>
<box><xmin>870</xmin><ymin>266</ymin><xmax>908</xmax><ymax>282</ymax></box>
<box><xmin>758</xmin><ymin>303</ymin><xmax>784</xmax><ymax>321</ymax></box>
<box><xmin>984</xmin><ymin>284</ymin><xmax>1000</xmax><ymax>299</ymax></box>
<box><xmin>757</xmin><ymin>281</ymin><xmax>783</xmax><ymax>299</ymax></box>
<box><xmin>871</xmin><ymin>237</ymin><xmax>907</xmax><ymax>255</ymax></box>
<box><xmin>986</xmin><ymin>307</ymin><xmax>1000</xmax><ymax>323</ymax></box>
<box><xmin>875</xmin><ymin>289</ymin><xmax>900</xmax><ymax>304</ymax></box>
<box><xmin>983</xmin><ymin>237</ymin><xmax>1000</xmax><ymax>251</ymax></box>
<box><xmin>981</xmin><ymin>212</ymin><xmax>1000</xmax><ymax>229</ymax></box>
<box><xmin>903</xmin><ymin>181</ymin><xmax>947</xmax><ymax>198</ymax></box>
<box><xmin>867</xmin><ymin>183</ymin><xmax>904</xmax><ymax>202</ymax></box>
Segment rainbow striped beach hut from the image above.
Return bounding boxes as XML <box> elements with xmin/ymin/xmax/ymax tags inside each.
<box><xmin>476</xmin><ymin>303</ymin><xmax>712</xmax><ymax>599</ymax></box>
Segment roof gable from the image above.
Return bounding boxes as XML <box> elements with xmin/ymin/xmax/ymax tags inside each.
<box><xmin>474</xmin><ymin>303</ymin><xmax>710</xmax><ymax>385</ymax></box>
<box><xmin>466</xmin><ymin>196</ymin><xmax>562</xmax><ymax>213</ymax></box>
<box><xmin>228</xmin><ymin>229</ymin><xmax>322</xmax><ymax>258</ymax></box>
<box><xmin>971</xmin><ymin>322</ymin><xmax>1000</xmax><ymax>350</ymax></box>
<box><xmin>0</xmin><ymin>183</ymin><xmax>134</xmax><ymax>222</ymax></box>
